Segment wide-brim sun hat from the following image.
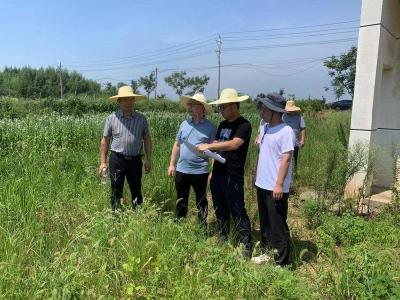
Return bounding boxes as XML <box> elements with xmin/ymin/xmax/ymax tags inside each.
<box><xmin>258</xmin><ymin>93</ymin><xmax>287</xmax><ymax>113</ymax></box>
<box><xmin>180</xmin><ymin>93</ymin><xmax>213</xmax><ymax>114</ymax></box>
<box><xmin>209</xmin><ymin>88</ymin><xmax>249</xmax><ymax>105</ymax></box>
<box><xmin>285</xmin><ymin>100</ymin><xmax>301</xmax><ymax>112</ymax></box>
<box><xmin>109</xmin><ymin>86</ymin><xmax>145</xmax><ymax>102</ymax></box>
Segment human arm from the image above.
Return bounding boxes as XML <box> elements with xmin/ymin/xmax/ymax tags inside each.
<box><xmin>168</xmin><ymin>142</ymin><xmax>180</xmax><ymax>177</ymax></box>
<box><xmin>98</xmin><ymin>136</ymin><xmax>110</xmax><ymax>176</ymax></box>
<box><xmin>143</xmin><ymin>133</ymin><xmax>152</xmax><ymax>174</ymax></box>
<box><xmin>299</xmin><ymin>128</ymin><xmax>306</xmax><ymax>148</ymax></box>
<box><xmin>273</xmin><ymin>151</ymin><xmax>292</xmax><ymax>200</ymax></box>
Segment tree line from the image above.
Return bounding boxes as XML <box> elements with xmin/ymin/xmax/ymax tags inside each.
<box><xmin>1</xmin><ymin>47</ymin><xmax>356</xmax><ymax>100</ymax></box>
<box><xmin>0</xmin><ymin>66</ymin><xmax>101</xmax><ymax>98</ymax></box>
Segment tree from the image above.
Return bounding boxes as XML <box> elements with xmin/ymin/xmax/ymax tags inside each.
<box><xmin>0</xmin><ymin>66</ymin><xmax>101</xmax><ymax>98</ymax></box>
<box><xmin>164</xmin><ymin>71</ymin><xmax>189</xmax><ymax>96</ymax></box>
<box><xmin>324</xmin><ymin>46</ymin><xmax>357</xmax><ymax>100</ymax></box>
<box><xmin>186</xmin><ymin>74</ymin><xmax>210</xmax><ymax>95</ymax></box>
<box><xmin>130</xmin><ymin>80</ymin><xmax>141</xmax><ymax>93</ymax></box>
<box><xmin>139</xmin><ymin>71</ymin><xmax>156</xmax><ymax>99</ymax></box>
<box><xmin>103</xmin><ymin>82</ymin><xmax>116</xmax><ymax>97</ymax></box>
<box><xmin>164</xmin><ymin>71</ymin><xmax>210</xmax><ymax>97</ymax></box>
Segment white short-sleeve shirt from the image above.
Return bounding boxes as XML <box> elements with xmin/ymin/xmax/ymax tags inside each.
<box><xmin>255</xmin><ymin>123</ymin><xmax>295</xmax><ymax>193</ymax></box>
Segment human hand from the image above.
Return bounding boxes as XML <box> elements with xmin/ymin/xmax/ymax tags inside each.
<box><xmin>196</xmin><ymin>143</ymin><xmax>210</xmax><ymax>152</ymax></box>
<box><xmin>168</xmin><ymin>165</ymin><xmax>175</xmax><ymax>177</ymax></box>
<box><xmin>273</xmin><ymin>184</ymin><xmax>283</xmax><ymax>201</ymax></box>
<box><xmin>98</xmin><ymin>162</ymin><xmax>107</xmax><ymax>177</ymax></box>
<box><xmin>144</xmin><ymin>160</ymin><xmax>152</xmax><ymax>174</ymax></box>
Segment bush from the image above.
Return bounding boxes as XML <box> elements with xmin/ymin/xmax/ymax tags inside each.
<box><xmin>0</xmin><ymin>96</ymin><xmax>187</xmax><ymax>118</ymax></box>
<box><xmin>303</xmin><ymin>198</ymin><xmax>324</xmax><ymax>229</ymax></box>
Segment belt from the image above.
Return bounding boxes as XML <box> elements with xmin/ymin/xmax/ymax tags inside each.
<box><xmin>112</xmin><ymin>151</ymin><xmax>141</xmax><ymax>161</ymax></box>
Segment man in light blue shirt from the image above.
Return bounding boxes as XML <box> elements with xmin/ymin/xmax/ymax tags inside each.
<box><xmin>283</xmin><ymin>100</ymin><xmax>306</xmax><ymax>174</ymax></box>
<box><xmin>168</xmin><ymin>93</ymin><xmax>216</xmax><ymax>228</ymax></box>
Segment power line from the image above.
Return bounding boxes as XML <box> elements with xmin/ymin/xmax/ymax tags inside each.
<box><xmin>63</xmin><ymin>19</ymin><xmax>359</xmax><ymax>68</ymax></box>
<box><xmin>74</xmin><ymin>50</ymin><xmax>215</xmax><ymax>72</ymax></box>
<box><xmin>66</xmin><ymin>29</ymin><xmax>355</xmax><ymax>69</ymax></box>
<box><xmin>64</xmin><ymin>41</ymin><xmax>215</xmax><ymax>68</ymax></box>
<box><xmin>221</xmin><ymin>19</ymin><xmax>359</xmax><ymax>35</ymax></box>
<box><xmin>223</xmin><ymin>29</ymin><xmax>358</xmax><ymax>42</ymax></box>
<box><xmin>224</xmin><ymin>37</ymin><xmax>357</xmax><ymax>52</ymax></box>
<box><xmin>222</xmin><ymin>26</ymin><xmax>359</xmax><ymax>39</ymax></box>
<box><xmin>76</xmin><ymin>37</ymin><xmax>356</xmax><ymax>72</ymax></box>
<box><xmin>64</xmin><ymin>35</ymin><xmax>218</xmax><ymax>65</ymax></box>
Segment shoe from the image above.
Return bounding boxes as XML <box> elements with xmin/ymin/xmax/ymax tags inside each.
<box><xmin>251</xmin><ymin>254</ymin><xmax>273</xmax><ymax>265</ymax></box>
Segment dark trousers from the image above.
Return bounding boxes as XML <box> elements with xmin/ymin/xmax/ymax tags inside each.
<box><xmin>256</xmin><ymin>187</ymin><xmax>290</xmax><ymax>266</ymax></box>
<box><xmin>210</xmin><ymin>173</ymin><xmax>252</xmax><ymax>250</ymax></box>
<box><xmin>293</xmin><ymin>146</ymin><xmax>299</xmax><ymax>174</ymax></box>
<box><xmin>175</xmin><ymin>171</ymin><xmax>209</xmax><ymax>227</ymax></box>
<box><xmin>109</xmin><ymin>151</ymin><xmax>143</xmax><ymax>211</ymax></box>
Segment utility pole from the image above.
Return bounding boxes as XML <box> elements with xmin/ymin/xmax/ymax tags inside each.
<box><xmin>8</xmin><ymin>73</ymin><xmax>11</xmax><ymax>97</ymax></box>
<box><xmin>154</xmin><ymin>67</ymin><xmax>158</xmax><ymax>100</ymax></box>
<box><xmin>216</xmin><ymin>34</ymin><xmax>222</xmax><ymax>99</ymax></box>
<box><xmin>59</xmin><ymin>62</ymin><xmax>63</xmax><ymax>99</ymax></box>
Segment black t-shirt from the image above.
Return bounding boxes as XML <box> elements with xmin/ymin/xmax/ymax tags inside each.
<box><xmin>212</xmin><ymin>116</ymin><xmax>252</xmax><ymax>177</ymax></box>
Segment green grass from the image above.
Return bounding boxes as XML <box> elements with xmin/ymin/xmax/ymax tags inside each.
<box><xmin>1</xmin><ymin>110</ymin><xmax>399</xmax><ymax>299</ymax></box>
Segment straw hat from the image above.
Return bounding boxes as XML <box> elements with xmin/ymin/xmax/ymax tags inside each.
<box><xmin>258</xmin><ymin>93</ymin><xmax>287</xmax><ymax>113</ymax></box>
<box><xmin>285</xmin><ymin>100</ymin><xmax>301</xmax><ymax>112</ymax></box>
<box><xmin>109</xmin><ymin>86</ymin><xmax>145</xmax><ymax>102</ymax></box>
<box><xmin>209</xmin><ymin>88</ymin><xmax>249</xmax><ymax>105</ymax></box>
<box><xmin>180</xmin><ymin>93</ymin><xmax>213</xmax><ymax>114</ymax></box>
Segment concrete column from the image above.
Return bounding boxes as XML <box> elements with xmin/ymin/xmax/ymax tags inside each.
<box><xmin>346</xmin><ymin>0</ymin><xmax>400</xmax><ymax>195</ymax></box>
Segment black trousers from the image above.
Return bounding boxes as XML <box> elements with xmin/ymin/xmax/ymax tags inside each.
<box><xmin>256</xmin><ymin>187</ymin><xmax>290</xmax><ymax>266</ymax></box>
<box><xmin>293</xmin><ymin>146</ymin><xmax>299</xmax><ymax>174</ymax></box>
<box><xmin>109</xmin><ymin>151</ymin><xmax>143</xmax><ymax>211</ymax></box>
<box><xmin>210</xmin><ymin>173</ymin><xmax>252</xmax><ymax>250</ymax></box>
<box><xmin>175</xmin><ymin>171</ymin><xmax>209</xmax><ymax>227</ymax></box>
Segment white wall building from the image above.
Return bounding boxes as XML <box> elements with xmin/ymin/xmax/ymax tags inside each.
<box><xmin>347</xmin><ymin>0</ymin><xmax>400</xmax><ymax>195</ymax></box>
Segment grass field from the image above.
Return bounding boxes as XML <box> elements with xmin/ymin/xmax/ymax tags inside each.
<box><xmin>1</xmin><ymin>109</ymin><xmax>399</xmax><ymax>299</ymax></box>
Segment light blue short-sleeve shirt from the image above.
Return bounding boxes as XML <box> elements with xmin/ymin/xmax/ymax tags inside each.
<box><xmin>282</xmin><ymin>113</ymin><xmax>306</xmax><ymax>146</ymax></box>
<box><xmin>176</xmin><ymin>117</ymin><xmax>217</xmax><ymax>174</ymax></box>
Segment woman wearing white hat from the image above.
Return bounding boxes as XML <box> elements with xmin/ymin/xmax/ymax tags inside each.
<box><xmin>196</xmin><ymin>88</ymin><xmax>253</xmax><ymax>258</ymax></box>
<box><xmin>99</xmin><ymin>86</ymin><xmax>152</xmax><ymax>211</ymax></box>
<box><xmin>168</xmin><ymin>93</ymin><xmax>216</xmax><ymax>228</ymax></box>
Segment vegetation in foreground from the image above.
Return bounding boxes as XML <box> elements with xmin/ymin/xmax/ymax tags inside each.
<box><xmin>1</xmin><ymin>109</ymin><xmax>399</xmax><ymax>299</ymax></box>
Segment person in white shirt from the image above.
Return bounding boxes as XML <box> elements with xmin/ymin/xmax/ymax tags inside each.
<box><xmin>251</xmin><ymin>93</ymin><xmax>295</xmax><ymax>267</ymax></box>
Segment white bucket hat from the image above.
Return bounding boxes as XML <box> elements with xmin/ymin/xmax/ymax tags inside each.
<box><xmin>180</xmin><ymin>93</ymin><xmax>213</xmax><ymax>114</ymax></box>
<box><xmin>209</xmin><ymin>88</ymin><xmax>249</xmax><ymax>105</ymax></box>
<box><xmin>109</xmin><ymin>86</ymin><xmax>145</xmax><ymax>102</ymax></box>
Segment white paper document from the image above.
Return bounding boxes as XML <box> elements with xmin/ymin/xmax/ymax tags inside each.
<box><xmin>181</xmin><ymin>140</ymin><xmax>226</xmax><ymax>164</ymax></box>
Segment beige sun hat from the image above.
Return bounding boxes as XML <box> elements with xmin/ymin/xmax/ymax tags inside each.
<box><xmin>109</xmin><ymin>86</ymin><xmax>145</xmax><ymax>102</ymax></box>
<box><xmin>285</xmin><ymin>100</ymin><xmax>301</xmax><ymax>112</ymax></box>
<box><xmin>209</xmin><ymin>88</ymin><xmax>249</xmax><ymax>105</ymax></box>
<box><xmin>180</xmin><ymin>93</ymin><xmax>213</xmax><ymax>114</ymax></box>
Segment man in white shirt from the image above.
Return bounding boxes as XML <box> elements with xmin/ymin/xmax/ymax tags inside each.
<box><xmin>251</xmin><ymin>93</ymin><xmax>295</xmax><ymax>267</ymax></box>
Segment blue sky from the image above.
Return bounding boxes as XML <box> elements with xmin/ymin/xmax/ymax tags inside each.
<box><xmin>0</xmin><ymin>0</ymin><xmax>362</xmax><ymax>100</ymax></box>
